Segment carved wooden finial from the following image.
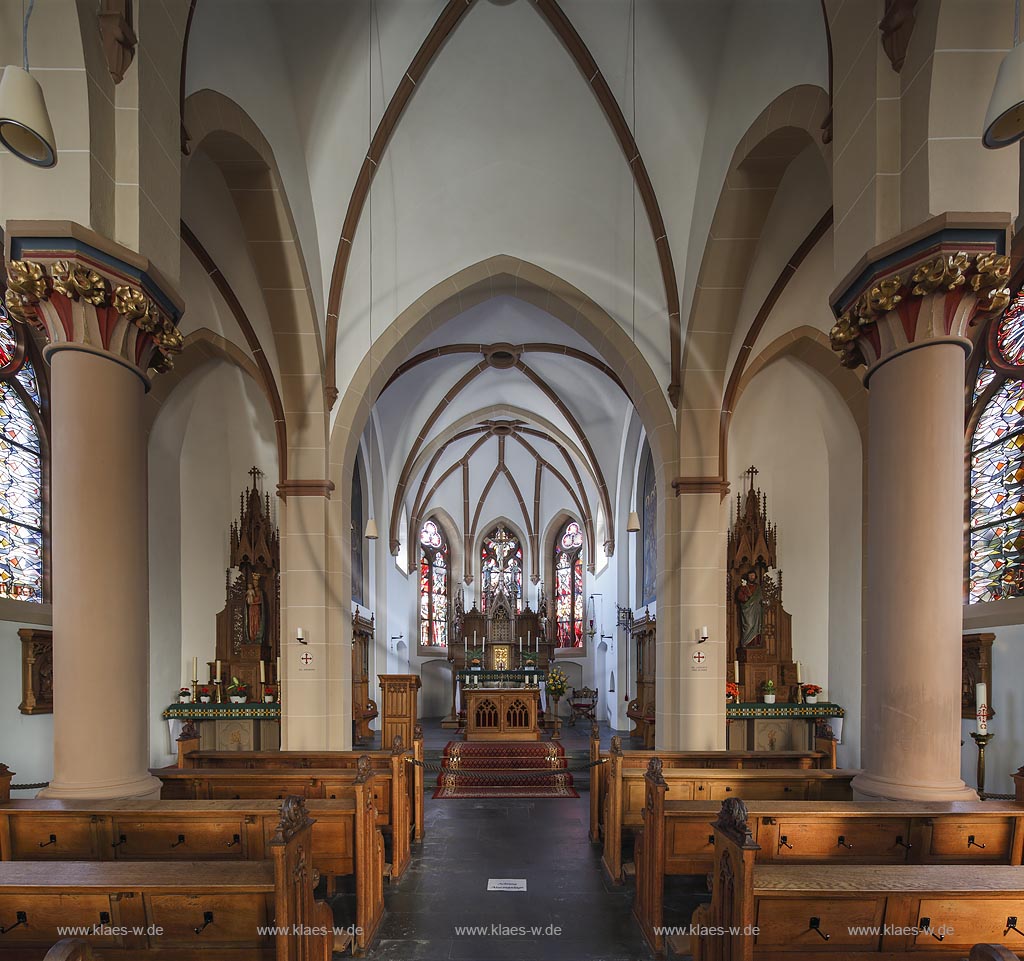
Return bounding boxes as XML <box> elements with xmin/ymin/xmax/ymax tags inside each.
<box><xmin>713</xmin><ymin>797</ymin><xmax>752</xmax><ymax>843</ymax></box>
<box><xmin>176</xmin><ymin>720</ymin><xmax>199</xmax><ymax>741</ymax></box>
<box><xmin>355</xmin><ymin>754</ymin><xmax>372</xmax><ymax>783</ymax></box>
<box><xmin>590</xmin><ymin>720</ymin><xmax>599</xmax><ymax>741</ymax></box>
<box><xmin>272</xmin><ymin>796</ymin><xmax>310</xmax><ymax>844</ymax></box>
<box><xmin>414</xmin><ymin>723</ymin><xmax>424</xmax><ymax>741</ymax></box>
<box><xmin>610</xmin><ymin>735</ymin><xmax>622</xmax><ymax>756</ymax></box>
<box><xmin>645</xmin><ymin>756</ymin><xmax>665</xmax><ymax>785</ymax></box>
<box><xmin>391</xmin><ymin>733</ymin><xmax>405</xmax><ymax>754</ymax></box>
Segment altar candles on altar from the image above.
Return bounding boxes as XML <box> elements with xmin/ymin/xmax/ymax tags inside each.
<box><xmin>796</xmin><ymin>661</ymin><xmax>802</xmax><ymax>683</ymax></box>
<box><xmin>192</xmin><ymin>656</ymin><xmax>198</xmax><ymax>681</ymax></box>
<box><xmin>519</xmin><ymin>636</ymin><xmax>523</xmax><ymax>652</ymax></box>
<box><xmin>733</xmin><ymin>661</ymin><xmax>739</xmax><ymax>683</ymax></box>
<box><xmin>976</xmin><ymin>682</ymin><xmax>989</xmax><ymax>733</ymax></box>
<box><xmin>215</xmin><ymin>659</ymin><xmax>222</xmax><ymax>682</ymax></box>
<box><xmin>276</xmin><ymin>656</ymin><xmax>281</xmax><ymax>685</ymax></box>
<box><xmin>464</xmin><ymin>637</ymin><xmax>468</xmax><ymax>655</ymax></box>
<box><xmin>259</xmin><ymin>661</ymin><xmax>265</xmax><ymax>683</ymax></box>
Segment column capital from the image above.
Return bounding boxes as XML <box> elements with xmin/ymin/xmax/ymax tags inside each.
<box><xmin>3</xmin><ymin>223</ymin><xmax>183</xmax><ymax>382</ymax></box>
<box><xmin>829</xmin><ymin>217</ymin><xmax>1012</xmax><ymax>373</ymax></box>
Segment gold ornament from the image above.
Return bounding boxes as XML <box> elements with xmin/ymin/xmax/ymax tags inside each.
<box><xmin>971</xmin><ymin>252</ymin><xmax>1012</xmax><ymax>315</ymax></box>
<box><xmin>858</xmin><ymin>276</ymin><xmax>904</xmax><ymax>319</ymax></box>
<box><xmin>911</xmin><ymin>252</ymin><xmax>969</xmax><ymax>296</ymax></box>
<box><xmin>51</xmin><ymin>260</ymin><xmax>110</xmax><ymax>306</ymax></box>
<box><xmin>4</xmin><ymin>261</ymin><xmax>48</xmax><ymax>326</ymax></box>
<box><xmin>111</xmin><ymin>283</ymin><xmax>150</xmax><ymax>323</ymax></box>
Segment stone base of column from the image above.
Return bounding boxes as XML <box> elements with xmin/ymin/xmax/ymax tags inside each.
<box><xmin>852</xmin><ymin>771</ymin><xmax>978</xmax><ymax>802</ymax></box>
<box><xmin>38</xmin><ymin>772</ymin><xmax>162</xmax><ymax>801</ymax></box>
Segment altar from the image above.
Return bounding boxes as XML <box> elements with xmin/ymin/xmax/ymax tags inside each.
<box><xmin>464</xmin><ymin>687</ymin><xmax>542</xmax><ymax>741</ymax></box>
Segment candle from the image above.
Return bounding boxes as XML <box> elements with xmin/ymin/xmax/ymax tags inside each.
<box><xmin>733</xmin><ymin>661</ymin><xmax>739</xmax><ymax>683</ymax></box>
<box><xmin>464</xmin><ymin>637</ymin><xmax>468</xmax><ymax>655</ymax></box>
<box><xmin>976</xmin><ymin>682</ymin><xmax>989</xmax><ymax>734</ymax></box>
<box><xmin>192</xmin><ymin>656</ymin><xmax>198</xmax><ymax>682</ymax></box>
<box><xmin>215</xmin><ymin>659</ymin><xmax>222</xmax><ymax>682</ymax></box>
<box><xmin>701</xmin><ymin>625</ymin><xmax>708</xmax><ymax>639</ymax></box>
<box><xmin>296</xmin><ymin>627</ymin><xmax>304</xmax><ymax>642</ymax></box>
<box><xmin>796</xmin><ymin>661</ymin><xmax>802</xmax><ymax>683</ymax></box>
<box><xmin>519</xmin><ymin>636</ymin><xmax>523</xmax><ymax>652</ymax></box>
<box><xmin>276</xmin><ymin>656</ymin><xmax>281</xmax><ymax>684</ymax></box>
<box><xmin>259</xmin><ymin>661</ymin><xmax>266</xmax><ymax>683</ymax></box>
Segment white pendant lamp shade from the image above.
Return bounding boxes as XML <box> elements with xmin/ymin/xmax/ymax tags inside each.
<box><xmin>364</xmin><ymin>517</ymin><xmax>379</xmax><ymax>540</ymax></box>
<box><xmin>984</xmin><ymin>42</ymin><xmax>1024</xmax><ymax>148</ymax></box>
<box><xmin>0</xmin><ymin>65</ymin><xmax>56</xmax><ymax>167</ymax></box>
<box><xmin>626</xmin><ymin>511</ymin><xmax>641</xmax><ymax>533</ymax></box>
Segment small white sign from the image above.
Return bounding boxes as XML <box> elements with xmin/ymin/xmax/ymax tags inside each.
<box><xmin>298</xmin><ymin>651</ymin><xmax>315</xmax><ymax>672</ymax></box>
<box><xmin>487</xmin><ymin>878</ymin><xmax>527</xmax><ymax>892</ymax></box>
<box><xmin>691</xmin><ymin>650</ymin><xmax>708</xmax><ymax>672</ymax></box>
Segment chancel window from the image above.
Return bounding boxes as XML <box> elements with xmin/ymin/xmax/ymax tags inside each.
<box><xmin>351</xmin><ymin>461</ymin><xmax>364</xmax><ymax>606</ymax></box>
<box><xmin>481</xmin><ymin>524</ymin><xmax>522</xmax><ymax>611</ymax></box>
<box><xmin>969</xmin><ymin>288</ymin><xmax>1024</xmax><ymax>602</ymax></box>
<box><xmin>0</xmin><ymin>301</ymin><xmax>46</xmax><ymax>603</ymax></box>
<box><xmin>640</xmin><ymin>446</ymin><xmax>656</xmax><ymax>606</ymax></box>
<box><xmin>554</xmin><ymin>519</ymin><xmax>584</xmax><ymax>648</ymax></box>
<box><xmin>419</xmin><ymin>518</ymin><xmax>449</xmax><ymax>648</ymax></box>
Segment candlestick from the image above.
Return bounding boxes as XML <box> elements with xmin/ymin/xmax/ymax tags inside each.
<box><xmin>259</xmin><ymin>661</ymin><xmax>266</xmax><ymax>683</ymax></box>
<box><xmin>976</xmin><ymin>682</ymin><xmax>989</xmax><ymax>734</ymax></box>
<box><xmin>971</xmin><ymin>731</ymin><xmax>994</xmax><ymax>799</ymax></box>
<box><xmin>215</xmin><ymin>659</ymin><xmax>222</xmax><ymax>683</ymax></box>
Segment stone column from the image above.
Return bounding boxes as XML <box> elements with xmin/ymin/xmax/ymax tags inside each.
<box><xmin>5</xmin><ymin>231</ymin><xmax>183</xmax><ymax>799</ymax></box>
<box><xmin>830</xmin><ymin>223</ymin><xmax>1011</xmax><ymax>800</ymax></box>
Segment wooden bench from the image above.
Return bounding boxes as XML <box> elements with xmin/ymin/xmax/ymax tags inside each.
<box><xmin>172</xmin><ymin>727</ymin><xmax>424</xmax><ymax>841</ymax></box>
<box><xmin>600</xmin><ymin>741</ymin><xmax>855</xmax><ymax>882</ymax></box>
<box><xmin>0</xmin><ymin>762</ymin><xmax>386</xmax><ymax>954</ymax></box>
<box><xmin>633</xmin><ymin>760</ymin><xmax>1024</xmax><ymax>956</ymax></box>
<box><xmin>0</xmin><ymin>768</ymin><xmax>10</xmax><ymax>804</ymax></box>
<box><xmin>0</xmin><ymin>796</ymin><xmax>345</xmax><ymax>960</ymax></box>
<box><xmin>156</xmin><ymin>739</ymin><xmax>414</xmax><ymax>880</ymax></box>
<box><xmin>687</xmin><ymin>797</ymin><xmax>1024</xmax><ymax>960</ymax></box>
<box><xmin>588</xmin><ymin>727</ymin><xmax>832</xmax><ymax>845</ymax></box>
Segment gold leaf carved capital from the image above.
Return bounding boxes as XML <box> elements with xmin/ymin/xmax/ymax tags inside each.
<box><xmin>51</xmin><ymin>260</ymin><xmax>110</xmax><ymax>307</ymax></box>
<box><xmin>3</xmin><ymin>261</ymin><xmax>49</xmax><ymax>326</ymax></box>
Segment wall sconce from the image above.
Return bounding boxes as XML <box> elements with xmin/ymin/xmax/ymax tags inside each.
<box><xmin>697</xmin><ymin>626</ymin><xmax>709</xmax><ymax>644</ymax></box>
<box><xmin>296</xmin><ymin>627</ymin><xmax>307</xmax><ymax>645</ymax></box>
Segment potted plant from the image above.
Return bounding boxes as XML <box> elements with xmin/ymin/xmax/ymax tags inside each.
<box><xmin>726</xmin><ymin>680</ymin><xmax>740</xmax><ymax>702</ymax></box>
<box><xmin>198</xmin><ymin>686</ymin><xmax>212</xmax><ymax>704</ymax></box>
<box><xmin>468</xmin><ymin>649</ymin><xmax>484</xmax><ymax>671</ymax></box>
<box><xmin>263</xmin><ymin>685</ymin><xmax>276</xmax><ymax>704</ymax></box>
<box><xmin>227</xmin><ymin>677</ymin><xmax>248</xmax><ymax>704</ymax></box>
<box><xmin>546</xmin><ymin>666</ymin><xmax>569</xmax><ymax>740</ymax></box>
<box><xmin>801</xmin><ymin>683</ymin><xmax>822</xmax><ymax>704</ymax></box>
<box><xmin>762</xmin><ymin>679</ymin><xmax>776</xmax><ymax>704</ymax></box>
<box><xmin>177</xmin><ymin>686</ymin><xmax>192</xmax><ymax>704</ymax></box>
<box><xmin>524</xmin><ymin>657</ymin><xmax>536</xmax><ymax>670</ymax></box>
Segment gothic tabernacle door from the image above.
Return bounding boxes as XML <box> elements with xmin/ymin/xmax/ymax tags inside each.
<box><xmin>727</xmin><ymin>466</ymin><xmax>797</xmax><ymax>702</ymax></box>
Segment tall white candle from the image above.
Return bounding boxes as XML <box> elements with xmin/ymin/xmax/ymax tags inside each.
<box><xmin>976</xmin><ymin>682</ymin><xmax>989</xmax><ymax>733</ymax></box>
<box><xmin>192</xmin><ymin>656</ymin><xmax>198</xmax><ymax>682</ymax></box>
<box><xmin>519</xmin><ymin>636</ymin><xmax>523</xmax><ymax>652</ymax></box>
<box><xmin>796</xmin><ymin>661</ymin><xmax>802</xmax><ymax>683</ymax></box>
<box><xmin>464</xmin><ymin>637</ymin><xmax>468</xmax><ymax>655</ymax></box>
<box><xmin>733</xmin><ymin>661</ymin><xmax>739</xmax><ymax>683</ymax></box>
<box><xmin>276</xmin><ymin>656</ymin><xmax>281</xmax><ymax>684</ymax></box>
<box><xmin>259</xmin><ymin>661</ymin><xmax>266</xmax><ymax>683</ymax></box>
<box><xmin>215</xmin><ymin>659</ymin><xmax>222</xmax><ymax>682</ymax></box>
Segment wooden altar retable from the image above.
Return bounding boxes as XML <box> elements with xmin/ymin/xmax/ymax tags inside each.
<box><xmin>464</xmin><ymin>687</ymin><xmax>541</xmax><ymax>741</ymax></box>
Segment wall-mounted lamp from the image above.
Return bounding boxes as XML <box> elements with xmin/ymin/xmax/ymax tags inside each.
<box><xmin>626</xmin><ymin>511</ymin><xmax>641</xmax><ymax>534</ymax></box>
<box><xmin>697</xmin><ymin>625</ymin><xmax>709</xmax><ymax>644</ymax></box>
<box><xmin>364</xmin><ymin>517</ymin><xmax>379</xmax><ymax>540</ymax></box>
<box><xmin>296</xmin><ymin>627</ymin><xmax>307</xmax><ymax>645</ymax></box>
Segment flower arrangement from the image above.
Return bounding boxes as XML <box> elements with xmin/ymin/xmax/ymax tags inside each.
<box><xmin>198</xmin><ymin>686</ymin><xmax>212</xmax><ymax>703</ymax></box>
<box><xmin>263</xmin><ymin>685</ymin><xmax>277</xmax><ymax>703</ymax></box>
<box><xmin>546</xmin><ymin>667</ymin><xmax>568</xmax><ymax>699</ymax></box>
<box><xmin>177</xmin><ymin>686</ymin><xmax>192</xmax><ymax>702</ymax></box>
<box><xmin>726</xmin><ymin>681</ymin><xmax>740</xmax><ymax>701</ymax></box>
<box><xmin>227</xmin><ymin>677</ymin><xmax>248</xmax><ymax>702</ymax></box>
<box><xmin>801</xmin><ymin>683</ymin><xmax>822</xmax><ymax>703</ymax></box>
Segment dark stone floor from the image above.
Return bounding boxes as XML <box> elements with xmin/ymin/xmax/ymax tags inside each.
<box><xmin>359</xmin><ymin>793</ymin><xmax>658</xmax><ymax>961</ymax></box>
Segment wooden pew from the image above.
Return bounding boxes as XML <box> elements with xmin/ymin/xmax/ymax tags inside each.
<box><xmin>0</xmin><ymin>767</ymin><xmax>11</xmax><ymax>804</ymax></box>
<box><xmin>0</xmin><ymin>761</ymin><xmax>386</xmax><ymax>954</ymax></box>
<box><xmin>0</xmin><ymin>796</ymin><xmax>343</xmax><ymax>960</ymax></box>
<box><xmin>688</xmin><ymin>797</ymin><xmax>1024</xmax><ymax>961</ymax></box>
<box><xmin>588</xmin><ymin>727</ymin><xmax>832</xmax><ymax>845</ymax></box>
<box><xmin>44</xmin><ymin>942</ymin><xmax>94</xmax><ymax>960</ymax></box>
<box><xmin>633</xmin><ymin>759</ymin><xmax>1024</xmax><ymax>956</ymax></box>
<box><xmin>600</xmin><ymin>742</ymin><xmax>855</xmax><ymax>882</ymax></box>
<box><xmin>971</xmin><ymin>948</ymin><xmax>1021</xmax><ymax>961</ymax></box>
<box><xmin>151</xmin><ymin>762</ymin><xmax>411</xmax><ymax>881</ymax></box>
<box><xmin>172</xmin><ymin>727</ymin><xmax>425</xmax><ymax>848</ymax></box>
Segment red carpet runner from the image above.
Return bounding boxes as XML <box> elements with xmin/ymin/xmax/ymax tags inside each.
<box><xmin>433</xmin><ymin>741</ymin><xmax>579</xmax><ymax>799</ymax></box>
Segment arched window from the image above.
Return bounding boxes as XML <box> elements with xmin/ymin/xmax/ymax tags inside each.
<box><xmin>419</xmin><ymin>518</ymin><xmax>449</xmax><ymax>649</ymax></box>
<box><xmin>480</xmin><ymin>524</ymin><xmax>523</xmax><ymax>611</ymax></box>
<box><xmin>640</xmin><ymin>446</ymin><xmax>657</xmax><ymax>606</ymax></box>
<box><xmin>351</xmin><ymin>459</ymin><xmax>364</xmax><ymax>607</ymax></box>
<box><xmin>0</xmin><ymin>300</ymin><xmax>46</xmax><ymax>603</ymax></box>
<box><xmin>554</xmin><ymin>519</ymin><xmax>584</xmax><ymax>648</ymax></box>
<box><xmin>969</xmin><ymin>288</ymin><xmax>1024</xmax><ymax>602</ymax></box>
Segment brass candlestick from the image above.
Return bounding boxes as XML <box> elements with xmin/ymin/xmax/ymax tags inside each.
<box><xmin>971</xmin><ymin>731</ymin><xmax>994</xmax><ymax>798</ymax></box>
<box><xmin>214</xmin><ymin>678</ymin><xmax>223</xmax><ymax>704</ymax></box>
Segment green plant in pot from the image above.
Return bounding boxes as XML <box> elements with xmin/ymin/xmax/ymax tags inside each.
<box><xmin>762</xmin><ymin>679</ymin><xmax>777</xmax><ymax>704</ymax></box>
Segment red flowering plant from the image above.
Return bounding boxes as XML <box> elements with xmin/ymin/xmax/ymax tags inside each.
<box><xmin>801</xmin><ymin>684</ymin><xmax>823</xmax><ymax>698</ymax></box>
<box><xmin>726</xmin><ymin>681</ymin><xmax>740</xmax><ymax>701</ymax></box>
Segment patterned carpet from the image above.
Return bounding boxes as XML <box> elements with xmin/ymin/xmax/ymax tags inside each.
<box><xmin>433</xmin><ymin>740</ymin><xmax>579</xmax><ymax>798</ymax></box>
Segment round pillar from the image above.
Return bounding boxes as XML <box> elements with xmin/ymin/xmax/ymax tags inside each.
<box><xmin>854</xmin><ymin>341</ymin><xmax>976</xmax><ymax>801</ymax></box>
<box><xmin>41</xmin><ymin>347</ymin><xmax>161</xmax><ymax>799</ymax></box>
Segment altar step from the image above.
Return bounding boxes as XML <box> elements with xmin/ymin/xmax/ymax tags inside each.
<box><xmin>433</xmin><ymin>740</ymin><xmax>579</xmax><ymax>799</ymax></box>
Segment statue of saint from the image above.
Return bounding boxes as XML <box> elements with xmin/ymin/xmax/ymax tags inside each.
<box><xmin>246</xmin><ymin>572</ymin><xmax>266</xmax><ymax>645</ymax></box>
<box><xmin>736</xmin><ymin>571</ymin><xmax>763</xmax><ymax>648</ymax></box>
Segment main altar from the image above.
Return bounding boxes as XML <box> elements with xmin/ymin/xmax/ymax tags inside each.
<box><xmin>463</xmin><ymin>687</ymin><xmax>542</xmax><ymax>740</ymax></box>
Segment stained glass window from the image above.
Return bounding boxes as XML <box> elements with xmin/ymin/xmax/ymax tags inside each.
<box><xmin>554</xmin><ymin>520</ymin><xmax>584</xmax><ymax>648</ymax></box>
<box><xmin>351</xmin><ymin>460</ymin><xmax>364</xmax><ymax>607</ymax></box>
<box><xmin>0</xmin><ymin>301</ymin><xmax>46</xmax><ymax>603</ymax></box>
<box><xmin>480</xmin><ymin>525</ymin><xmax>523</xmax><ymax>611</ymax></box>
<box><xmin>419</xmin><ymin>518</ymin><xmax>449</xmax><ymax>648</ymax></box>
<box><xmin>640</xmin><ymin>447</ymin><xmax>657</xmax><ymax>606</ymax></box>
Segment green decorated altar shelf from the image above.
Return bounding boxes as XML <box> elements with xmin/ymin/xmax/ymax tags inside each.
<box><xmin>457</xmin><ymin>669</ymin><xmax>547</xmax><ymax>685</ymax></box>
<box><xmin>726</xmin><ymin>701</ymin><xmax>844</xmax><ymax>719</ymax></box>
<box><xmin>163</xmin><ymin>702</ymin><xmax>282</xmax><ymax>721</ymax></box>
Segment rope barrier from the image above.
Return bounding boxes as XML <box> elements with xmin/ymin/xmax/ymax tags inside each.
<box><xmin>11</xmin><ymin>782</ymin><xmax>48</xmax><ymax>791</ymax></box>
